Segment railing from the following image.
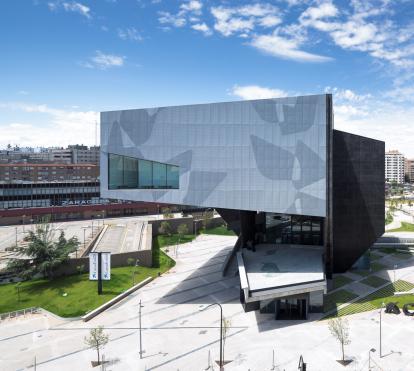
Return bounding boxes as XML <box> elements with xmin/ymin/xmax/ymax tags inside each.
<box><xmin>0</xmin><ymin>306</ymin><xmax>40</xmax><ymax>321</ymax></box>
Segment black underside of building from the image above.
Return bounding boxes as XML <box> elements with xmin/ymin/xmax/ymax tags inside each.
<box><xmin>217</xmin><ymin>129</ymin><xmax>385</xmax><ymax>275</ymax></box>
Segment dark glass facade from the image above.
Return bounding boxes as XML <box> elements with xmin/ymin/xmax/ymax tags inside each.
<box><xmin>265</xmin><ymin>212</ymin><xmax>323</xmax><ymax>246</ymax></box>
<box><xmin>108</xmin><ymin>154</ymin><xmax>179</xmax><ymax>190</ymax></box>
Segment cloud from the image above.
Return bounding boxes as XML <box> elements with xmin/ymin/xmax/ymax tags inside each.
<box><xmin>180</xmin><ymin>0</ymin><xmax>202</xmax><ymax>13</ymax></box>
<box><xmin>191</xmin><ymin>23</ymin><xmax>212</xmax><ymax>36</ymax></box>
<box><xmin>230</xmin><ymin>85</ymin><xmax>288</xmax><ymax>100</ymax></box>
<box><xmin>211</xmin><ymin>3</ymin><xmax>281</xmax><ymax>37</ymax></box>
<box><xmin>251</xmin><ymin>33</ymin><xmax>332</xmax><ymax>62</ymax></box>
<box><xmin>81</xmin><ymin>51</ymin><xmax>125</xmax><ymax>70</ymax></box>
<box><xmin>48</xmin><ymin>1</ymin><xmax>91</xmax><ymax>19</ymax></box>
<box><xmin>158</xmin><ymin>0</ymin><xmax>203</xmax><ymax>29</ymax></box>
<box><xmin>117</xmin><ymin>27</ymin><xmax>143</xmax><ymax>42</ymax></box>
<box><xmin>158</xmin><ymin>11</ymin><xmax>187</xmax><ymax>28</ymax></box>
<box><xmin>0</xmin><ymin>102</ymin><xmax>99</xmax><ymax>148</ymax></box>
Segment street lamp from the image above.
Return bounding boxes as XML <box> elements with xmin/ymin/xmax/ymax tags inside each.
<box><xmin>22</xmin><ymin>214</ymin><xmax>26</xmax><ymax>233</ymax></box>
<box><xmin>393</xmin><ymin>264</ymin><xmax>398</xmax><ymax>283</ymax></box>
<box><xmin>368</xmin><ymin>348</ymin><xmax>376</xmax><ymax>370</ymax></box>
<box><xmin>81</xmin><ymin>226</ymin><xmax>89</xmax><ymax>258</ymax></box>
<box><xmin>199</xmin><ymin>303</ymin><xmax>223</xmax><ymax>370</ymax></box>
<box><xmin>379</xmin><ymin>302</ymin><xmax>385</xmax><ymax>358</ymax></box>
<box><xmin>139</xmin><ymin>299</ymin><xmax>144</xmax><ymax>359</ymax></box>
<box><xmin>15</xmin><ymin>226</ymin><xmax>18</xmax><ymax>247</ymax></box>
<box><xmin>101</xmin><ymin>210</ymin><xmax>105</xmax><ymax>226</ymax></box>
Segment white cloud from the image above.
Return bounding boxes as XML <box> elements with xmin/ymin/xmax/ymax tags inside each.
<box><xmin>230</xmin><ymin>85</ymin><xmax>288</xmax><ymax>100</ymax></box>
<box><xmin>251</xmin><ymin>33</ymin><xmax>332</xmax><ymax>62</ymax></box>
<box><xmin>211</xmin><ymin>3</ymin><xmax>281</xmax><ymax>37</ymax></box>
<box><xmin>81</xmin><ymin>51</ymin><xmax>125</xmax><ymax>70</ymax></box>
<box><xmin>180</xmin><ymin>1</ymin><xmax>202</xmax><ymax>13</ymax></box>
<box><xmin>118</xmin><ymin>27</ymin><xmax>143</xmax><ymax>42</ymax></box>
<box><xmin>158</xmin><ymin>11</ymin><xmax>187</xmax><ymax>28</ymax></box>
<box><xmin>48</xmin><ymin>1</ymin><xmax>91</xmax><ymax>19</ymax></box>
<box><xmin>0</xmin><ymin>102</ymin><xmax>99</xmax><ymax>148</ymax></box>
<box><xmin>158</xmin><ymin>0</ymin><xmax>203</xmax><ymax>29</ymax></box>
<box><xmin>191</xmin><ymin>23</ymin><xmax>212</xmax><ymax>36</ymax></box>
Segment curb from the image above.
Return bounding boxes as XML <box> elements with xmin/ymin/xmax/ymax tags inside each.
<box><xmin>81</xmin><ymin>277</ymin><xmax>153</xmax><ymax>322</ymax></box>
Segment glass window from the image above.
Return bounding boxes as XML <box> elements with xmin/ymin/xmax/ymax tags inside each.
<box><xmin>108</xmin><ymin>153</ymin><xmax>179</xmax><ymax>190</ymax></box>
<box><xmin>153</xmin><ymin>162</ymin><xmax>167</xmax><ymax>188</ymax></box>
<box><xmin>108</xmin><ymin>154</ymin><xmax>123</xmax><ymax>189</ymax></box>
<box><xmin>138</xmin><ymin>160</ymin><xmax>152</xmax><ymax>188</ymax></box>
<box><xmin>123</xmin><ymin>157</ymin><xmax>138</xmax><ymax>188</ymax></box>
<box><xmin>166</xmin><ymin>165</ymin><xmax>179</xmax><ymax>189</ymax></box>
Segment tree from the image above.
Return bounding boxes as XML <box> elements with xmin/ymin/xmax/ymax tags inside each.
<box><xmin>158</xmin><ymin>221</ymin><xmax>172</xmax><ymax>237</ymax></box>
<box><xmin>328</xmin><ymin>317</ymin><xmax>351</xmax><ymax>362</ymax></box>
<box><xmin>6</xmin><ymin>219</ymin><xmax>79</xmax><ymax>280</ymax></box>
<box><xmin>222</xmin><ymin>317</ymin><xmax>231</xmax><ymax>363</ymax></box>
<box><xmin>177</xmin><ymin>223</ymin><xmax>189</xmax><ymax>243</ymax></box>
<box><xmin>162</xmin><ymin>207</ymin><xmax>174</xmax><ymax>219</ymax></box>
<box><xmin>84</xmin><ymin>326</ymin><xmax>109</xmax><ymax>364</ymax></box>
<box><xmin>202</xmin><ymin>209</ymin><xmax>214</xmax><ymax>230</ymax></box>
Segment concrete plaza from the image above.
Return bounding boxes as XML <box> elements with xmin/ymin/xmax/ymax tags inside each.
<box><xmin>1</xmin><ymin>234</ymin><xmax>414</xmax><ymax>370</ymax></box>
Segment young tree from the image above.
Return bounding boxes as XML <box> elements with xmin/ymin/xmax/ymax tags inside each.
<box><xmin>162</xmin><ymin>207</ymin><xmax>174</xmax><ymax>219</ymax></box>
<box><xmin>158</xmin><ymin>221</ymin><xmax>172</xmax><ymax>237</ymax></box>
<box><xmin>177</xmin><ymin>223</ymin><xmax>189</xmax><ymax>243</ymax></box>
<box><xmin>222</xmin><ymin>317</ymin><xmax>231</xmax><ymax>363</ymax></box>
<box><xmin>7</xmin><ymin>219</ymin><xmax>79</xmax><ymax>280</ymax></box>
<box><xmin>328</xmin><ymin>317</ymin><xmax>351</xmax><ymax>362</ymax></box>
<box><xmin>202</xmin><ymin>210</ymin><xmax>214</xmax><ymax>230</ymax></box>
<box><xmin>84</xmin><ymin>326</ymin><xmax>109</xmax><ymax>364</ymax></box>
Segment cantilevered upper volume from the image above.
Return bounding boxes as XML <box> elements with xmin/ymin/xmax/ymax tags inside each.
<box><xmin>100</xmin><ymin>94</ymin><xmax>384</xmax><ymax>319</ymax></box>
<box><xmin>101</xmin><ymin>94</ymin><xmax>330</xmax><ymax>218</ymax></box>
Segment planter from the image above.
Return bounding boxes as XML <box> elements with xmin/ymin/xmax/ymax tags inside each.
<box><xmin>336</xmin><ymin>360</ymin><xmax>353</xmax><ymax>366</ymax></box>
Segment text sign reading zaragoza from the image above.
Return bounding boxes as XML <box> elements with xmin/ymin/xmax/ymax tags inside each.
<box><xmin>89</xmin><ymin>252</ymin><xmax>111</xmax><ymax>281</ymax></box>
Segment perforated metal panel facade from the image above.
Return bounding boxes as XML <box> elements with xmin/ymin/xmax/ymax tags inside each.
<box><xmin>100</xmin><ymin>94</ymin><xmax>330</xmax><ymax>217</ymax></box>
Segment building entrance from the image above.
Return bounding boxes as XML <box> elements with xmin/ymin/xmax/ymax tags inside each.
<box><xmin>276</xmin><ymin>298</ymin><xmax>307</xmax><ymax>320</ymax></box>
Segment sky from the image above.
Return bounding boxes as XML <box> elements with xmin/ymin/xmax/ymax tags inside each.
<box><xmin>1</xmin><ymin>0</ymin><xmax>414</xmax><ymax>156</ymax></box>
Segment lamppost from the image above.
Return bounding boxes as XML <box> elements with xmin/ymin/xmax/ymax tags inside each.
<box><xmin>22</xmin><ymin>214</ymin><xmax>26</xmax><ymax>233</ymax></box>
<box><xmin>139</xmin><ymin>299</ymin><xmax>144</xmax><ymax>359</ymax></box>
<box><xmin>91</xmin><ymin>220</ymin><xmax>94</xmax><ymax>237</ymax></box>
<box><xmin>379</xmin><ymin>302</ymin><xmax>385</xmax><ymax>358</ymax></box>
<box><xmin>15</xmin><ymin>226</ymin><xmax>18</xmax><ymax>247</ymax></box>
<box><xmin>101</xmin><ymin>210</ymin><xmax>105</xmax><ymax>226</ymax></box>
<box><xmin>393</xmin><ymin>264</ymin><xmax>398</xmax><ymax>283</ymax></box>
<box><xmin>81</xmin><ymin>226</ymin><xmax>89</xmax><ymax>258</ymax></box>
<box><xmin>368</xmin><ymin>348</ymin><xmax>376</xmax><ymax>370</ymax></box>
<box><xmin>199</xmin><ymin>303</ymin><xmax>223</xmax><ymax>370</ymax></box>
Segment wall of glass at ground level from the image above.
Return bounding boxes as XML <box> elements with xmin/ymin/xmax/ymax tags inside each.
<box><xmin>0</xmin><ymin>181</ymin><xmax>101</xmax><ymax>209</ymax></box>
<box><xmin>265</xmin><ymin>212</ymin><xmax>324</xmax><ymax>246</ymax></box>
<box><xmin>108</xmin><ymin>153</ymin><xmax>179</xmax><ymax>190</ymax></box>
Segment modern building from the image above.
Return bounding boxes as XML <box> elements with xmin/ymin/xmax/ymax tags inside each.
<box><xmin>0</xmin><ymin>145</ymin><xmax>101</xmax><ymax>165</ymax></box>
<box><xmin>0</xmin><ymin>163</ymin><xmax>167</xmax><ymax>225</ymax></box>
<box><xmin>385</xmin><ymin>150</ymin><xmax>405</xmax><ymax>183</ymax></box>
<box><xmin>69</xmin><ymin>145</ymin><xmax>100</xmax><ymax>165</ymax></box>
<box><xmin>100</xmin><ymin>94</ymin><xmax>384</xmax><ymax>319</ymax></box>
<box><xmin>405</xmin><ymin>158</ymin><xmax>414</xmax><ymax>183</ymax></box>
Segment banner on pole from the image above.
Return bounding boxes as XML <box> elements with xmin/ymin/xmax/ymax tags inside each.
<box><xmin>101</xmin><ymin>252</ymin><xmax>111</xmax><ymax>281</ymax></box>
<box><xmin>89</xmin><ymin>252</ymin><xmax>98</xmax><ymax>281</ymax></box>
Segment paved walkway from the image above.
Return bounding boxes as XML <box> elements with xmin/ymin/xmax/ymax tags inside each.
<box><xmin>1</xmin><ymin>235</ymin><xmax>414</xmax><ymax>371</ymax></box>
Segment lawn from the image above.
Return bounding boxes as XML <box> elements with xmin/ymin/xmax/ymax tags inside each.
<box><xmin>324</xmin><ymin>289</ymin><xmax>358</xmax><ymax>313</ymax></box>
<box><xmin>332</xmin><ymin>275</ymin><xmax>353</xmax><ymax>290</ymax></box>
<box><xmin>388</xmin><ymin>222</ymin><xmax>414</xmax><ymax>232</ymax></box>
<box><xmin>360</xmin><ymin>275</ymin><xmax>389</xmax><ymax>288</ymax></box>
<box><xmin>201</xmin><ymin>225</ymin><xmax>236</xmax><ymax>236</ymax></box>
<box><xmin>327</xmin><ymin>280</ymin><xmax>414</xmax><ymax>318</ymax></box>
<box><xmin>155</xmin><ymin>234</ymin><xmax>196</xmax><ymax>248</ymax></box>
<box><xmin>0</xmin><ymin>244</ymin><xmax>175</xmax><ymax>318</ymax></box>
